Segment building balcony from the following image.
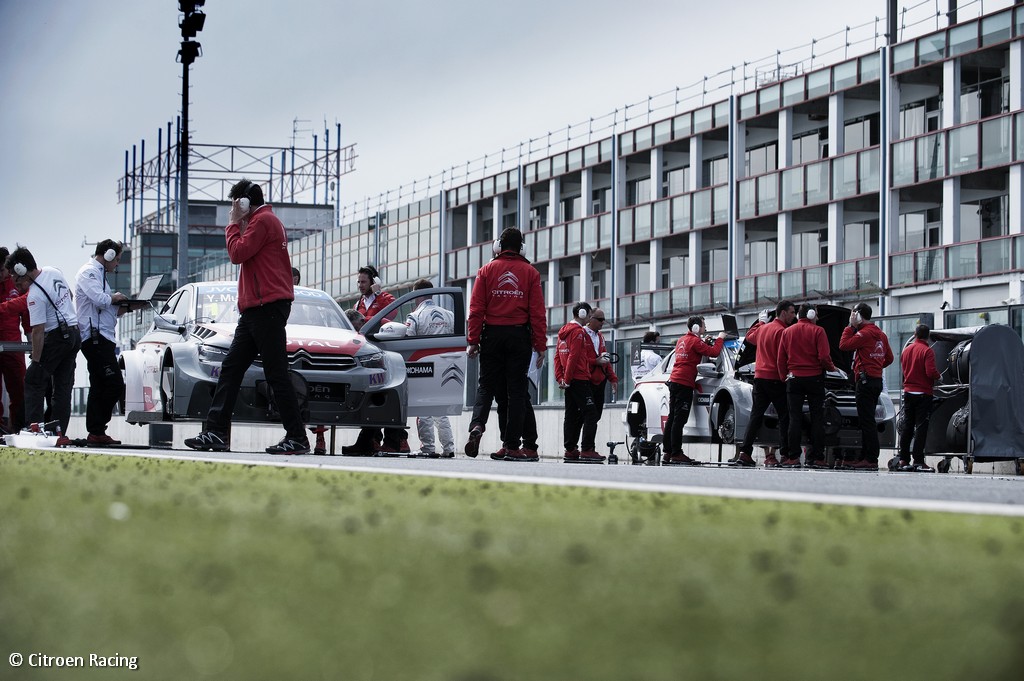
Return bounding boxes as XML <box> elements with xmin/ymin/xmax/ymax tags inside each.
<box><xmin>889</xmin><ymin>234</ymin><xmax>1024</xmax><ymax>287</ymax></box>
<box><xmin>735</xmin><ymin>256</ymin><xmax>881</xmax><ymax>306</ymax></box>
<box><xmin>618</xmin><ymin>184</ymin><xmax>728</xmax><ymax>245</ymax></box>
<box><xmin>616</xmin><ymin>281</ymin><xmax>729</xmax><ymax>323</ymax></box>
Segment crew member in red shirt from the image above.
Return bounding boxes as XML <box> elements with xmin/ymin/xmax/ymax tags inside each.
<box><xmin>839</xmin><ymin>302</ymin><xmax>894</xmax><ymax>470</ymax></box>
<box><xmin>583</xmin><ymin>308</ymin><xmax>617</xmax><ymax>460</ymax></box>
<box><xmin>733</xmin><ymin>300</ymin><xmax>796</xmax><ymax>467</ymax></box>
<box><xmin>0</xmin><ymin>246</ymin><xmax>32</xmax><ymax>433</ymax></box>
<box><xmin>185</xmin><ymin>179</ymin><xmax>309</xmax><ymax>455</ymax></box>
<box><xmin>898</xmin><ymin>324</ymin><xmax>941</xmax><ymax>472</ymax></box>
<box><xmin>662</xmin><ymin>316</ymin><xmax>725</xmax><ymax>466</ymax></box>
<box><xmin>777</xmin><ymin>303</ymin><xmax>836</xmax><ymax>468</ymax></box>
<box><xmin>557</xmin><ymin>302</ymin><xmax>603</xmax><ymax>463</ymax></box>
<box><xmin>353</xmin><ymin>264</ymin><xmax>396</xmax><ymax>322</ymax></box>
<box><xmin>465</xmin><ymin>227</ymin><xmax>547</xmax><ymax>461</ymax></box>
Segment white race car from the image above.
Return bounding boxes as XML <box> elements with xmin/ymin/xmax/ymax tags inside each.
<box><xmin>121</xmin><ymin>283</ymin><xmax>467</xmax><ymax>428</ymax></box>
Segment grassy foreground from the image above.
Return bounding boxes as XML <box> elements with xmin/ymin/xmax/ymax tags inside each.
<box><xmin>0</xmin><ymin>448</ymin><xmax>1022</xmax><ymax>681</ymax></box>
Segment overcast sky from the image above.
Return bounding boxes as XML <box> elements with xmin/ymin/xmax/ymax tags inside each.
<box><xmin>0</xmin><ymin>0</ymin><xmax>964</xmax><ymax>284</ymax></box>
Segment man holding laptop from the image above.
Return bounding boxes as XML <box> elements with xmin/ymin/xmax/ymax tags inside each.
<box><xmin>74</xmin><ymin>239</ymin><xmax>147</xmax><ymax>445</ymax></box>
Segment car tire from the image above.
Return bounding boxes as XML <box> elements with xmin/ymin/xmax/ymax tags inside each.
<box><xmin>160</xmin><ymin>356</ymin><xmax>175</xmax><ymax>420</ymax></box>
<box><xmin>716</xmin><ymin>402</ymin><xmax>735</xmax><ymax>444</ymax></box>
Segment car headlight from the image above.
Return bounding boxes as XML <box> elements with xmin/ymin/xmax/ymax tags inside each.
<box><xmin>198</xmin><ymin>345</ymin><xmax>229</xmax><ymax>363</ymax></box>
<box><xmin>357</xmin><ymin>351</ymin><xmax>385</xmax><ymax>369</ymax></box>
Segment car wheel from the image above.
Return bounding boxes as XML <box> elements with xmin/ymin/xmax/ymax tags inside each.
<box><xmin>717</xmin><ymin>403</ymin><xmax>735</xmax><ymax>444</ymax></box>
<box><xmin>160</xmin><ymin>357</ymin><xmax>175</xmax><ymax>420</ymax></box>
<box><xmin>937</xmin><ymin>458</ymin><xmax>950</xmax><ymax>474</ymax></box>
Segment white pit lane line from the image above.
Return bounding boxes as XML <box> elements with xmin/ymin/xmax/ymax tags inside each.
<box><xmin>35</xmin><ymin>446</ymin><xmax>1024</xmax><ymax>518</ymax></box>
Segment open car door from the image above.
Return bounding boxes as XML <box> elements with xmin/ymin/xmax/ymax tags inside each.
<box><xmin>361</xmin><ymin>286</ymin><xmax>467</xmax><ymax>417</ymax></box>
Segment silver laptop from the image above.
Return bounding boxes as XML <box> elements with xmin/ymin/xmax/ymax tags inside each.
<box><xmin>119</xmin><ymin>275</ymin><xmax>163</xmax><ymax>307</ymax></box>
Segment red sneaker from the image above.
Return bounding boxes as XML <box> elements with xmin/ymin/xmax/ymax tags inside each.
<box><xmin>87</xmin><ymin>433</ymin><xmax>121</xmax><ymax>446</ymax></box>
<box><xmin>504</xmin><ymin>448</ymin><xmax>538</xmax><ymax>462</ymax></box>
<box><xmin>578</xmin><ymin>450</ymin><xmax>606</xmax><ymax>464</ymax></box>
<box><xmin>490</xmin><ymin>447</ymin><xmax>509</xmax><ymax>461</ymax></box>
<box><xmin>663</xmin><ymin>452</ymin><xmax>701</xmax><ymax>466</ymax></box>
<box><xmin>763</xmin><ymin>452</ymin><xmax>781</xmax><ymax>467</ymax></box>
<box><xmin>563</xmin><ymin>448</ymin><xmax>580</xmax><ymax>462</ymax></box>
<box><xmin>54</xmin><ymin>435</ymin><xmax>72</xmax><ymax>448</ymax></box>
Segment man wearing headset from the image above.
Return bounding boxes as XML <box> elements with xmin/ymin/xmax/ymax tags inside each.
<box><xmin>662</xmin><ymin>316</ymin><xmax>726</xmax><ymax>465</ymax></box>
<box><xmin>777</xmin><ymin>303</ymin><xmax>836</xmax><ymax>468</ymax></box>
<box><xmin>556</xmin><ymin>301</ymin><xmax>603</xmax><ymax>463</ymax></box>
<box><xmin>184</xmin><ymin>179</ymin><xmax>310</xmax><ymax>455</ymax></box>
<box><xmin>584</xmin><ymin>308</ymin><xmax>617</xmax><ymax>459</ymax></box>
<box><xmin>465</xmin><ymin>227</ymin><xmax>546</xmax><ymax>462</ymax></box>
<box><xmin>0</xmin><ymin>246</ymin><xmax>32</xmax><ymax>433</ymax></box>
<box><xmin>839</xmin><ymin>302</ymin><xmax>894</xmax><ymax>470</ymax></box>
<box><xmin>4</xmin><ymin>246</ymin><xmax>80</xmax><ymax>445</ymax></box>
<box><xmin>74</xmin><ymin>239</ymin><xmax>134</xmax><ymax>445</ymax></box>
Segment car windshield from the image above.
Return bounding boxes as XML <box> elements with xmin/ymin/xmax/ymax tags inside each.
<box><xmin>194</xmin><ymin>287</ymin><xmax>352</xmax><ymax>330</ymax></box>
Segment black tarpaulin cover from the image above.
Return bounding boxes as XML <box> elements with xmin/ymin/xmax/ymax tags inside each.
<box><xmin>969</xmin><ymin>324</ymin><xmax>1024</xmax><ymax>457</ymax></box>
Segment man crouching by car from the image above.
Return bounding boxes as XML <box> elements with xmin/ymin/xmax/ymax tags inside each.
<box><xmin>184</xmin><ymin>179</ymin><xmax>310</xmax><ymax>456</ymax></box>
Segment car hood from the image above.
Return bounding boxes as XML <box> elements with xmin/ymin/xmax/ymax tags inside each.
<box><xmin>737</xmin><ymin>304</ymin><xmax>854</xmax><ymax>383</ymax></box>
<box><xmin>196</xmin><ymin>322</ymin><xmax>372</xmax><ymax>356</ymax></box>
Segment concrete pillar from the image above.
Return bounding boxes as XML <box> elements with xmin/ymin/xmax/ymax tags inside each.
<box><xmin>547</xmin><ymin>260</ymin><xmax>560</xmax><ymax>308</ymax></box>
<box><xmin>580</xmin><ymin>253</ymin><xmax>593</xmax><ymax>304</ymax></box>
<box><xmin>732</xmin><ymin>220</ymin><xmax>746</xmax><ymax>277</ymax></box>
<box><xmin>829</xmin><ymin>92</ymin><xmax>846</xmax><ymax>157</ymax></box>
<box><xmin>468</xmin><ymin>202</ymin><xmax>479</xmax><ymax>245</ymax></box>
<box><xmin>828</xmin><ymin>203</ymin><xmax>846</xmax><ymax>263</ymax></box>
<box><xmin>778</xmin><ymin>212</ymin><xmax>793</xmax><ymax>270</ymax></box>
<box><xmin>581</xmin><ymin>167</ymin><xmax>594</xmax><ymax>217</ymax></box>
<box><xmin>688</xmin><ymin>230</ymin><xmax>703</xmax><ymax>284</ymax></box>
<box><xmin>942</xmin><ymin>58</ymin><xmax>960</xmax><ymax>129</ymax></box>
<box><xmin>649</xmin><ymin>238</ymin><xmax>662</xmax><ymax>292</ymax></box>
<box><xmin>778</xmin><ymin>109</ymin><xmax>793</xmax><ymax>169</ymax></box>
<box><xmin>650</xmin><ymin>146</ymin><xmax>664</xmax><ymax>201</ymax></box>
<box><xmin>1010</xmin><ymin>41</ymin><xmax>1023</xmax><ymax>235</ymax></box>
<box><xmin>493</xmin><ymin>195</ymin><xmax>502</xmax><ymax>236</ymax></box>
<box><xmin>942</xmin><ymin>178</ymin><xmax>961</xmax><ymax>244</ymax></box>
<box><xmin>549</xmin><ymin>177</ymin><xmax>561</xmax><ymax>226</ymax></box>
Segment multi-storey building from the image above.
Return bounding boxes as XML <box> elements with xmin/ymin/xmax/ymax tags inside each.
<box><xmin>197</xmin><ymin>2</ymin><xmax>1024</xmax><ymax>407</ymax></box>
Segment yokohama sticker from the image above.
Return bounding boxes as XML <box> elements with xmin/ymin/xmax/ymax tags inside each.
<box><xmin>406</xmin><ymin>362</ymin><xmax>434</xmax><ymax>378</ymax></box>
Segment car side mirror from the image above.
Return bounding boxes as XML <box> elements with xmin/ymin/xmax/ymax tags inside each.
<box><xmin>697</xmin><ymin>363</ymin><xmax>722</xmax><ymax>379</ymax></box>
<box><xmin>153</xmin><ymin>314</ymin><xmax>185</xmax><ymax>335</ymax></box>
<box><xmin>373</xmin><ymin>321</ymin><xmax>407</xmax><ymax>340</ymax></box>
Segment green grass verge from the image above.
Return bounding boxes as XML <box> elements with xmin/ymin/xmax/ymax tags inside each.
<box><xmin>1</xmin><ymin>448</ymin><xmax>1022</xmax><ymax>681</ymax></box>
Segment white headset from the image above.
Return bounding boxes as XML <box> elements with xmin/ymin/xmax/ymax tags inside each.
<box><xmin>492</xmin><ymin>238</ymin><xmax>525</xmax><ymax>256</ymax></box>
<box><xmin>806</xmin><ymin>308</ymin><xmax>817</xmax><ymax>320</ymax></box>
<box><xmin>103</xmin><ymin>248</ymin><xmax>118</xmax><ymax>262</ymax></box>
<box><xmin>576</xmin><ymin>305</ymin><xmax>589</xmax><ymax>319</ymax></box>
<box><xmin>13</xmin><ymin>262</ymin><xmax>28</xmax><ymax>277</ymax></box>
<box><xmin>690</xmin><ymin>323</ymin><xmax>701</xmax><ymax>334</ymax></box>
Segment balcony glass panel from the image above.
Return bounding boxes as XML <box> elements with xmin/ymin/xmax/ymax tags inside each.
<box><xmin>892</xmin><ymin>139</ymin><xmax>916</xmax><ymax>185</ymax></box>
<box><xmin>693</xmin><ymin>106</ymin><xmax>714</xmax><ymax>134</ymax></box>
<box><xmin>1017</xmin><ymin>235</ymin><xmax>1024</xmax><ymax>270</ymax></box>
<box><xmin>535</xmin><ymin>229</ymin><xmax>550</xmax><ymax>262</ymax></box>
<box><xmin>783</xmin><ymin>76</ymin><xmax>805</xmax><ymax>107</ymax></box>
<box><xmin>583</xmin><ymin>217</ymin><xmax>598</xmax><ymax>251</ymax></box>
<box><xmin>807</xmin><ymin>69</ymin><xmax>831</xmax><ymax>99</ymax></box>
<box><xmin>653</xmin><ymin>199</ymin><xmax>671</xmax><ymax>237</ymax></box>
<box><xmin>892</xmin><ymin>42</ymin><xmax>916</xmax><ymax>72</ymax></box>
<box><xmin>781</xmin><ymin>167</ymin><xmax>804</xmax><ymax>210</ymax></box>
<box><xmin>858</xmin><ymin>258</ymin><xmax>879</xmax><ymax>289</ymax></box>
<box><xmin>691</xmin><ymin>284</ymin><xmax>711</xmax><ymax>309</ymax></box>
<box><xmin>636</xmin><ymin>126</ymin><xmax>654</xmax><ymax>152</ymax></box>
<box><xmin>833</xmin><ymin>59</ymin><xmax>858</xmax><ymax>90</ymax></box>
<box><xmin>981</xmin><ymin>10</ymin><xmax>1013</xmax><ymax>46</ymax></box>
<box><xmin>654</xmin><ymin>120</ymin><xmax>672</xmax><ymax>146</ymax></box>
<box><xmin>634</xmin><ymin>205</ymin><xmax>652</xmax><ymax>242</ymax></box>
<box><xmin>618</xmin><ymin>208</ymin><xmax>634</xmax><ymax>244</ymax></box>
<box><xmin>634</xmin><ymin>292</ymin><xmax>651</xmax><ymax>319</ymax></box>
<box><xmin>600</xmin><ymin>214</ymin><xmax>612</xmax><ymax>246</ymax></box>
<box><xmin>712</xmin><ymin>185</ymin><xmax>728</xmax><ymax>225</ymax></box>
<box><xmin>916</xmin><ymin>248</ymin><xmax>944</xmax><ymax>282</ymax></box>
<box><xmin>980</xmin><ymin>238</ymin><xmax>1010</xmax><ymax>274</ymax></box>
<box><xmin>756</xmin><ymin>273</ymin><xmax>778</xmax><ymax>303</ymax></box>
<box><xmin>567</xmin><ymin>149</ymin><xmax>583</xmax><ymax>173</ymax></box>
<box><xmin>1018</xmin><ymin>6</ymin><xmax>1024</xmax><ymax>39</ymax></box>
<box><xmin>781</xmin><ymin>270</ymin><xmax>804</xmax><ymax>298</ymax></box>
<box><xmin>617</xmin><ymin>296</ymin><xmax>632</xmax><ymax>320</ymax></box>
<box><xmin>671</xmin><ymin>195</ymin><xmax>690</xmax><ymax>233</ymax></box>
<box><xmin>738</xmin><ymin>178</ymin><xmax>757</xmax><ymax>218</ymax></box>
<box><xmin>890</xmin><ymin>253</ymin><xmax>914</xmax><ymax>286</ymax></box>
<box><xmin>736</xmin><ymin>277</ymin><xmax>756</xmax><ymax>306</ymax></box>
<box><xmin>712</xmin><ymin>282</ymin><xmax>729</xmax><ymax>308</ymax></box>
<box><xmin>860</xmin><ymin>52</ymin><xmax>880</xmax><ymax>82</ymax></box>
<box><xmin>949</xmin><ymin>124</ymin><xmax>979</xmax><ymax>173</ymax></box>
<box><xmin>859</xmin><ymin>148</ymin><xmax>880</xmax><ymax>192</ymax></box>
<box><xmin>714</xmin><ymin>102</ymin><xmax>730</xmax><ymax>129</ymax></box>
<box><xmin>693</xmin><ymin>189</ymin><xmax>712</xmax><ymax>229</ymax></box>
<box><xmin>567</xmin><ymin>220</ymin><xmax>582</xmax><ymax>254</ymax></box>
<box><xmin>833</xmin><ymin>153</ymin><xmax>859</xmax><ymax>199</ymax></box>
<box><xmin>585</xmin><ymin>143</ymin><xmax>601</xmax><ymax>166</ymax></box>
<box><xmin>981</xmin><ymin>116</ymin><xmax>1012</xmax><ymax>167</ymax></box>
<box><xmin>671</xmin><ymin>286</ymin><xmax>690</xmax><ymax>314</ymax></box>
<box><xmin>949</xmin><ymin>21</ymin><xmax>978</xmax><ymax>56</ymax></box>
<box><xmin>947</xmin><ymin>243</ymin><xmax>976</xmax><ymax>278</ymax></box>
<box><xmin>917</xmin><ymin>33</ymin><xmax>946</xmax><ymax>64</ymax></box>
<box><xmin>916</xmin><ymin>133</ymin><xmax>945</xmax><ymax>180</ymax></box>
<box><xmin>553</xmin><ymin>153</ymin><xmax>567</xmax><ymax>177</ymax></box>
<box><xmin>756</xmin><ymin>175</ymin><xmax>778</xmax><ymax>215</ymax></box>
<box><xmin>832</xmin><ymin>261</ymin><xmax>857</xmax><ymax>292</ymax></box>
<box><xmin>759</xmin><ymin>85</ymin><xmax>780</xmax><ymax>113</ymax></box>
<box><xmin>805</xmin><ymin>265</ymin><xmax>828</xmax><ymax>294</ymax></box>
<box><xmin>674</xmin><ymin>113</ymin><xmax>692</xmax><ymax>138</ymax></box>
<box><xmin>653</xmin><ymin>290</ymin><xmax>670</xmax><ymax>316</ymax></box>
<box><xmin>1017</xmin><ymin>113</ymin><xmax>1024</xmax><ymax>161</ymax></box>
<box><xmin>551</xmin><ymin>224</ymin><xmax>566</xmax><ymax>258</ymax></box>
<box><xmin>468</xmin><ymin>246</ymin><xmax>481</xmax><ymax>273</ymax></box>
<box><xmin>805</xmin><ymin>161</ymin><xmax>829</xmax><ymax>205</ymax></box>
<box><xmin>740</xmin><ymin>92</ymin><xmax>758</xmax><ymax>120</ymax></box>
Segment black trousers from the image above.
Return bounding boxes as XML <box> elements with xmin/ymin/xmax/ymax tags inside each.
<box><xmin>470</xmin><ymin>325</ymin><xmax>532</xmax><ymax>449</ymax></box>
<box><xmin>899</xmin><ymin>392</ymin><xmax>933</xmax><ymax>463</ymax></box>
<box><xmin>563</xmin><ymin>378</ymin><xmax>598</xmax><ymax>451</ymax></box>
<box><xmin>586</xmin><ymin>379</ymin><xmax>609</xmax><ymax>452</ymax></box>
<box><xmin>204</xmin><ymin>300</ymin><xmax>305</xmax><ymax>441</ymax></box>
<box><xmin>496</xmin><ymin>393</ymin><xmax>538</xmax><ymax>449</ymax></box>
<box><xmin>855</xmin><ymin>376</ymin><xmax>884</xmax><ymax>463</ymax></box>
<box><xmin>739</xmin><ymin>377</ymin><xmax>790</xmax><ymax>458</ymax></box>
<box><xmin>25</xmin><ymin>326</ymin><xmax>81</xmax><ymax>436</ymax></box>
<box><xmin>662</xmin><ymin>382</ymin><xmax>694</xmax><ymax>456</ymax></box>
<box><xmin>786</xmin><ymin>375</ymin><xmax>825</xmax><ymax>461</ymax></box>
<box><xmin>81</xmin><ymin>335</ymin><xmax>124</xmax><ymax>436</ymax></box>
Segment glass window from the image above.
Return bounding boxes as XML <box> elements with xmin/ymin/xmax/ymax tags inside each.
<box><xmin>917</xmin><ymin>33</ymin><xmax>946</xmax><ymax>64</ymax></box>
<box><xmin>653</xmin><ymin>200</ymin><xmax>670</xmax><ymax>237</ymax></box>
<box><xmin>979</xmin><ymin>238</ymin><xmax>1010</xmax><ymax>274</ymax></box>
<box><xmin>807</xmin><ymin>69</ymin><xmax>831</xmax><ymax>99</ymax></box>
<box><xmin>949</xmin><ymin>124</ymin><xmax>979</xmax><ymax>173</ymax></box>
<box><xmin>916</xmin><ymin>133</ymin><xmax>944</xmax><ymax>181</ymax></box>
<box><xmin>860</xmin><ymin>148</ymin><xmax>880</xmax><ymax>193</ymax></box>
<box><xmin>981</xmin><ymin>116</ymin><xmax>1012</xmax><ymax>167</ymax></box>
<box><xmin>634</xmin><ymin>205</ymin><xmax>652</xmax><ymax>241</ymax></box>
<box><xmin>635</xmin><ymin>125</ymin><xmax>653</xmax><ymax>152</ymax></box>
<box><xmin>618</xmin><ymin>209</ymin><xmax>634</xmax><ymax>244</ymax></box>
<box><xmin>1017</xmin><ymin>113</ymin><xmax>1024</xmax><ymax>162</ymax></box>
<box><xmin>805</xmin><ymin>161</ymin><xmax>829</xmax><ymax>205</ymax></box>
<box><xmin>713</xmin><ymin>102</ymin><xmax>730</xmax><ymax>129</ymax></box>
<box><xmin>833</xmin><ymin>59</ymin><xmax>858</xmax><ymax>90</ymax></box>
<box><xmin>584</xmin><ymin>143</ymin><xmax>600</xmax><ymax>167</ymax></box>
<box><xmin>892</xmin><ymin>42</ymin><xmax>916</xmax><ymax>72</ymax></box>
<box><xmin>981</xmin><ymin>10</ymin><xmax>1013</xmax><ymax>46</ymax></box>
<box><xmin>674</xmin><ymin>113</ymin><xmax>691</xmax><ymax>139</ymax></box>
<box><xmin>833</xmin><ymin>153</ymin><xmax>858</xmax><ymax>199</ymax></box>
<box><xmin>552</xmin><ymin>153</ymin><xmax>567</xmax><ymax>177</ymax></box>
<box><xmin>712</xmin><ymin>186</ymin><xmax>728</xmax><ymax>225</ymax></box>
<box><xmin>756</xmin><ymin>175</ymin><xmax>777</xmax><ymax>215</ymax></box>
<box><xmin>759</xmin><ymin>85</ymin><xmax>780</xmax><ymax>113</ymax></box>
<box><xmin>739</xmin><ymin>93</ymin><xmax>758</xmax><ymax>120</ymax></box>
<box><xmin>916</xmin><ymin>248</ymin><xmax>944</xmax><ymax>282</ymax></box>
<box><xmin>583</xmin><ymin>217</ymin><xmax>598</xmax><ymax>251</ymax></box>
<box><xmin>693</xmin><ymin>189</ymin><xmax>712</xmax><ymax>229</ymax></box>
<box><xmin>947</xmin><ymin>243</ymin><xmax>976</xmax><ymax>279</ymax></box>
<box><xmin>892</xmin><ymin>139</ymin><xmax>916</xmax><ymax>186</ymax></box>
<box><xmin>654</xmin><ymin>120</ymin><xmax>672</xmax><ymax>146</ymax></box>
<box><xmin>1018</xmin><ymin>6</ymin><xmax>1024</xmax><ymax>40</ymax></box>
<box><xmin>672</xmin><ymin>195</ymin><xmax>690</xmax><ymax>232</ymax></box>
<box><xmin>693</xmin><ymin>106</ymin><xmax>714</xmax><ymax>134</ymax></box>
<box><xmin>738</xmin><ymin>178</ymin><xmax>757</xmax><ymax>219</ymax></box>
<box><xmin>551</xmin><ymin>224</ymin><xmax>566</xmax><ymax>258</ymax></box>
<box><xmin>949</xmin><ymin>21</ymin><xmax>978</xmax><ymax>57</ymax></box>
<box><xmin>534</xmin><ymin>230</ymin><xmax>549</xmax><ymax>262</ymax></box>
